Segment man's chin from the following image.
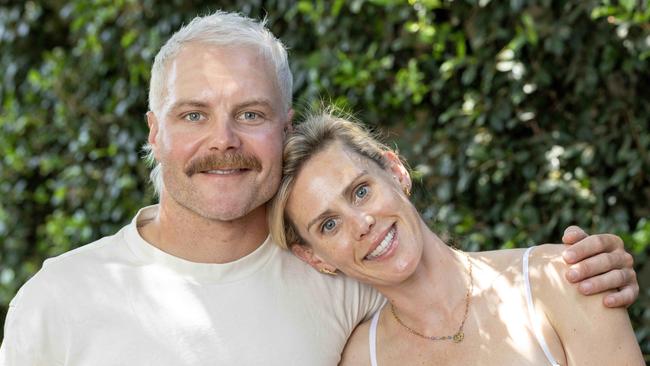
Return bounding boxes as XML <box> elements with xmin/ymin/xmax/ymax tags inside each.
<box><xmin>162</xmin><ymin>183</ymin><xmax>272</xmax><ymax>222</ymax></box>
<box><xmin>196</xmin><ymin>202</ymin><xmax>263</xmax><ymax>222</ymax></box>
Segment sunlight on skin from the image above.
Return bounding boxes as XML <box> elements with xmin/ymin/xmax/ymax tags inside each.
<box><xmin>470</xmin><ymin>253</ymin><xmax>566</xmax><ymax>364</ymax></box>
<box><xmin>473</xmin><ymin>259</ymin><xmax>538</xmax><ymax>363</ymax></box>
<box><xmin>529</xmin><ymin>251</ymin><xmax>574</xmax><ymax>364</ymax></box>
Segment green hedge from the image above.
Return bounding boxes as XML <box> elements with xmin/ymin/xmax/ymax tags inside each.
<box><xmin>1</xmin><ymin>0</ymin><xmax>648</xmax><ymax>354</ymax></box>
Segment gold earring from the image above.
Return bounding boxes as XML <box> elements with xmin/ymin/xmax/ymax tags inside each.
<box><xmin>403</xmin><ymin>186</ymin><xmax>411</xmax><ymax>196</ymax></box>
<box><xmin>319</xmin><ymin>268</ymin><xmax>338</xmax><ymax>276</ymax></box>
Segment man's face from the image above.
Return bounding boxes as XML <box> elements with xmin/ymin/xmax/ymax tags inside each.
<box><xmin>147</xmin><ymin>44</ymin><xmax>291</xmax><ymax>221</ymax></box>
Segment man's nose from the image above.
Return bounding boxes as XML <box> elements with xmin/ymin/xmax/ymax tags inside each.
<box><xmin>208</xmin><ymin>118</ymin><xmax>241</xmax><ymax>152</ymax></box>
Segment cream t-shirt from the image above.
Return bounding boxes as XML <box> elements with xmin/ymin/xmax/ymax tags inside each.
<box><xmin>1</xmin><ymin>205</ymin><xmax>383</xmax><ymax>365</ymax></box>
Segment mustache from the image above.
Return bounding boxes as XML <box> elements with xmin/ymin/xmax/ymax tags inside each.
<box><xmin>184</xmin><ymin>153</ymin><xmax>262</xmax><ymax>176</ymax></box>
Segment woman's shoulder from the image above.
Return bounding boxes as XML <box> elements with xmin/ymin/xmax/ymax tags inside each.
<box><xmin>523</xmin><ymin>245</ymin><xmax>643</xmax><ymax>364</ymax></box>
<box><xmin>469</xmin><ymin>244</ymin><xmax>565</xmax><ymax>272</ymax></box>
<box><xmin>463</xmin><ymin>244</ymin><xmax>568</xmax><ymax>295</ymax></box>
<box><xmin>469</xmin><ymin>243</ymin><xmax>563</xmax><ymax>261</ymax></box>
<box><xmin>467</xmin><ymin>246</ymin><xmax>530</xmax><ymax>280</ymax></box>
<box><xmin>524</xmin><ymin>244</ymin><xmax>575</xmax><ymax>295</ymax></box>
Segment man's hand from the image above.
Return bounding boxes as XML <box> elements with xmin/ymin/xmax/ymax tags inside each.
<box><xmin>561</xmin><ymin>226</ymin><xmax>638</xmax><ymax>308</ymax></box>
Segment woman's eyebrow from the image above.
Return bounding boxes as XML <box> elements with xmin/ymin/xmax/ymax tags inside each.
<box><xmin>305</xmin><ymin>170</ymin><xmax>368</xmax><ymax>232</ymax></box>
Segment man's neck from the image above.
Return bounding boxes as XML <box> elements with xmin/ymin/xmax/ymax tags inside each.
<box><xmin>138</xmin><ymin>200</ymin><xmax>270</xmax><ymax>264</ymax></box>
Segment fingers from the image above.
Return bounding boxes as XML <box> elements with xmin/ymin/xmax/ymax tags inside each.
<box><xmin>560</xmin><ymin>231</ymin><xmax>638</xmax><ymax>308</ymax></box>
<box><xmin>561</xmin><ymin>225</ymin><xmax>588</xmax><ymax>245</ymax></box>
<box><xmin>565</xmin><ymin>251</ymin><xmax>633</xmax><ymax>283</ymax></box>
<box><xmin>603</xmin><ymin>285</ymin><xmax>639</xmax><ymax>308</ymax></box>
<box><xmin>562</xmin><ymin>233</ymin><xmax>625</xmax><ymax>264</ymax></box>
<box><xmin>572</xmin><ymin>265</ymin><xmax>635</xmax><ymax>292</ymax></box>
<box><xmin>571</xmin><ymin>266</ymin><xmax>638</xmax><ymax>307</ymax></box>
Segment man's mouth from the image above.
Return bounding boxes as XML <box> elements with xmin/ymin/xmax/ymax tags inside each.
<box><xmin>203</xmin><ymin>168</ymin><xmax>246</xmax><ymax>175</ymax></box>
<box><xmin>365</xmin><ymin>225</ymin><xmax>397</xmax><ymax>260</ymax></box>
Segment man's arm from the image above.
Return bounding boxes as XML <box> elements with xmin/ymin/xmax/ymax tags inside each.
<box><xmin>560</xmin><ymin>226</ymin><xmax>638</xmax><ymax>308</ymax></box>
<box><xmin>0</xmin><ymin>268</ymin><xmax>67</xmax><ymax>366</ymax></box>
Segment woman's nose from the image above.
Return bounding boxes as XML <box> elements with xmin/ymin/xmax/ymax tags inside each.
<box><xmin>353</xmin><ymin>211</ymin><xmax>375</xmax><ymax>241</ymax></box>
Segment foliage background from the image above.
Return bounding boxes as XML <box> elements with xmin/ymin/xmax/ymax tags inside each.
<box><xmin>1</xmin><ymin>0</ymin><xmax>648</xmax><ymax>356</ymax></box>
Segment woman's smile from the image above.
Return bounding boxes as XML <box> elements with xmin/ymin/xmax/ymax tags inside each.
<box><xmin>364</xmin><ymin>224</ymin><xmax>398</xmax><ymax>261</ymax></box>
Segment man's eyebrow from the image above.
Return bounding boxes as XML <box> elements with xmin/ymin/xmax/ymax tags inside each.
<box><xmin>234</xmin><ymin>99</ymin><xmax>275</xmax><ymax>111</ymax></box>
<box><xmin>305</xmin><ymin>171</ymin><xmax>367</xmax><ymax>233</ymax></box>
<box><xmin>167</xmin><ymin>100</ymin><xmax>210</xmax><ymax>114</ymax></box>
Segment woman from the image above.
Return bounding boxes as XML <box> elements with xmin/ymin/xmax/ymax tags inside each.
<box><xmin>269</xmin><ymin>111</ymin><xmax>643</xmax><ymax>365</ymax></box>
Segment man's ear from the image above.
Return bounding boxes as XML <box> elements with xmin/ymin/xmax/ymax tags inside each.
<box><xmin>287</xmin><ymin>107</ymin><xmax>295</xmax><ymax>124</ymax></box>
<box><xmin>290</xmin><ymin>244</ymin><xmax>337</xmax><ymax>273</ymax></box>
<box><xmin>146</xmin><ymin>111</ymin><xmax>160</xmax><ymax>153</ymax></box>
<box><xmin>383</xmin><ymin>150</ymin><xmax>412</xmax><ymax>194</ymax></box>
<box><xmin>284</xmin><ymin>108</ymin><xmax>295</xmax><ymax>136</ymax></box>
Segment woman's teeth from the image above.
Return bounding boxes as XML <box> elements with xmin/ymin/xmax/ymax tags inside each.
<box><xmin>365</xmin><ymin>226</ymin><xmax>395</xmax><ymax>260</ymax></box>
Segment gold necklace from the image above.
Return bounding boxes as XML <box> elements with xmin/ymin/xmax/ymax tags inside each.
<box><xmin>390</xmin><ymin>252</ymin><xmax>473</xmax><ymax>343</ymax></box>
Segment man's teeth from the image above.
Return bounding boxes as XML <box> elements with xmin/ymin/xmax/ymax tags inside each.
<box><xmin>365</xmin><ymin>227</ymin><xmax>395</xmax><ymax>260</ymax></box>
<box><xmin>205</xmin><ymin>169</ymin><xmax>239</xmax><ymax>174</ymax></box>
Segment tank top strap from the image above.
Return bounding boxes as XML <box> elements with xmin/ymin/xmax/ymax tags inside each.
<box><xmin>368</xmin><ymin>307</ymin><xmax>382</xmax><ymax>366</ymax></box>
<box><xmin>523</xmin><ymin>246</ymin><xmax>561</xmax><ymax>366</ymax></box>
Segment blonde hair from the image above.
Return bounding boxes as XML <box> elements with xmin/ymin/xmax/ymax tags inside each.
<box><xmin>269</xmin><ymin>109</ymin><xmax>392</xmax><ymax>250</ymax></box>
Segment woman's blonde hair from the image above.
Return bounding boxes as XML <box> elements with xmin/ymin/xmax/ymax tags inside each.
<box><xmin>269</xmin><ymin>108</ymin><xmax>393</xmax><ymax>250</ymax></box>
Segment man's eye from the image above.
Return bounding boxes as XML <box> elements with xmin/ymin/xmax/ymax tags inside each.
<box><xmin>241</xmin><ymin>111</ymin><xmax>258</xmax><ymax>120</ymax></box>
<box><xmin>184</xmin><ymin>112</ymin><xmax>203</xmax><ymax>122</ymax></box>
<box><xmin>354</xmin><ymin>185</ymin><xmax>369</xmax><ymax>200</ymax></box>
<box><xmin>321</xmin><ymin>219</ymin><xmax>337</xmax><ymax>233</ymax></box>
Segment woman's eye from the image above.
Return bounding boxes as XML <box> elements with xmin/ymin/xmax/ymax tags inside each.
<box><xmin>184</xmin><ymin>112</ymin><xmax>203</xmax><ymax>122</ymax></box>
<box><xmin>354</xmin><ymin>185</ymin><xmax>369</xmax><ymax>200</ymax></box>
<box><xmin>321</xmin><ymin>219</ymin><xmax>337</xmax><ymax>233</ymax></box>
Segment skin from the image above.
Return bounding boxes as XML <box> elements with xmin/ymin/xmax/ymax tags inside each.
<box><xmin>287</xmin><ymin>142</ymin><xmax>644</xmax><ymax>365</ymax></box>
<box><xmin>142</xmin><ymin>43</ymin><xmax>292</xmax><ymax>263</ymax></box>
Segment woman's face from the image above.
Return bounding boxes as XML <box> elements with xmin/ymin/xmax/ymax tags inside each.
<box><xmin>285</xmin><ymin>141</ymin><xmax>424</xmax><ymax>286</ymax></box>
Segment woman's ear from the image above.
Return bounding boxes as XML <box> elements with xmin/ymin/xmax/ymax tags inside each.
<box><xmin>290</xmin><ymin>244</ymin><xmax>337</xmax><ymax>274</ymax></box>
<box><xmin>383</xmin><ymin>151</ymin><xmax>412</xmax><ymax>194</ymax></box>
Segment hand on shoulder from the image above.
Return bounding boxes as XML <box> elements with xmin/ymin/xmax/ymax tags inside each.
<box><xmin>527</xmin><ymin>244</ymin><xmax>644</xmax><ymax>366</ymax></box>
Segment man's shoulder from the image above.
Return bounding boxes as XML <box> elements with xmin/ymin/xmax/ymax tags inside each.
<box><xmin>272</xmin><ymin>246</ymin><xmax>366</xmax><ymax>287</ymax></box>
<box><xmin>43</xmin><ymin>226</ymin><xmax>129</xmax><ymax>271</ymax></box>
<box><xmin>271</xmin><ymin>245</ymin><xmax>382</xmax><ymax>305</ymax></box>
<box><xmin>18</xmin><ymin>226</ymin><xmax>131</xmax><ymax>295</ymax></box>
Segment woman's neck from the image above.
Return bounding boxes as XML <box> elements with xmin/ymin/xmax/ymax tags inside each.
<box><xmin>375</xmin><ymin>232</ymin><xmax>473</xmax><ymax>335</ymax></box>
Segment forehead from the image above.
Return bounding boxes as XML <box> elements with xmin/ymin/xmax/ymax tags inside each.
<box><xmin>162</xmin><ymin>43</ymin><xmax>283</xmax><ymax>109</ymax></box>
<box><xmin>287</xmin><ymin>143</ymin><xmax>372</xmax><ymax>217</ymax></box>
<box><xmin>298</xmin><ymin>142</ymin><xmax>365</xmax><ymax>183</ymax></box>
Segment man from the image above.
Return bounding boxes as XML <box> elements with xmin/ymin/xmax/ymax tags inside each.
<box><xmin>0</xmin><ymin>10</ymin><xmax>638</xmax><ymax>366</ymax></box>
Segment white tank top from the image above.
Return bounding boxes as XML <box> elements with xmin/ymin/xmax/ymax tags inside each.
<box><xmin>368</xmin><ymin>246</ymin><xmax>560</xmax><ymax>366</ymax></box>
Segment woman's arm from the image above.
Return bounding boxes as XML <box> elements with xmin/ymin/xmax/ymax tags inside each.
<box><xmin>530</xmin><ymin>244</ymin><xmax>644</xmax><ymax>366</ymax></box>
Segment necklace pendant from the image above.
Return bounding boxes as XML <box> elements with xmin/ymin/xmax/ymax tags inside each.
<box><xmin>452</xmin><ymin>331</ymin><xmax>464</xmax><ymax>343</ymax></box>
